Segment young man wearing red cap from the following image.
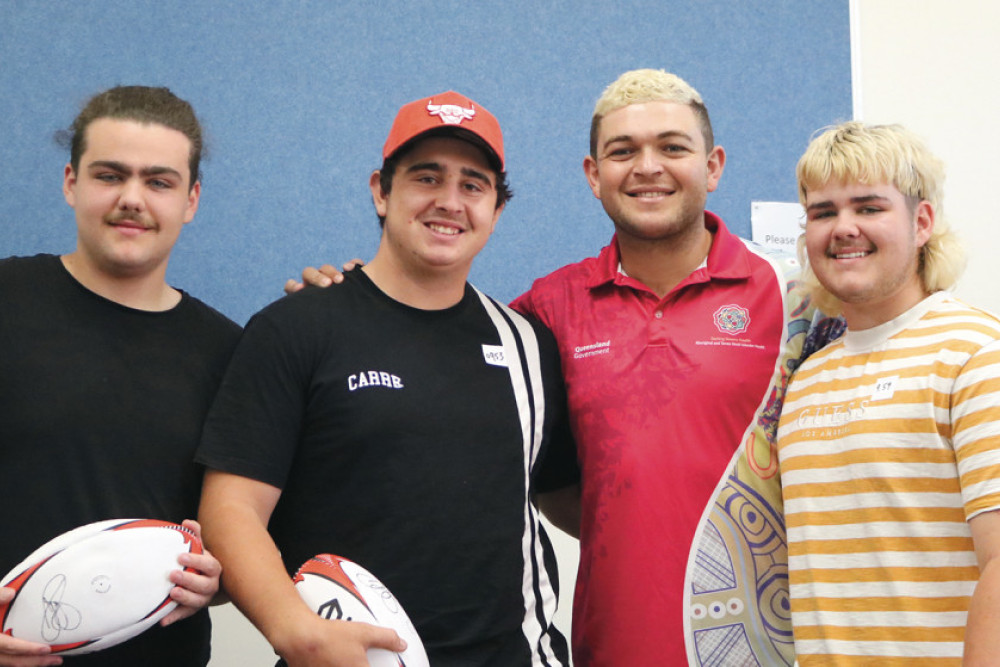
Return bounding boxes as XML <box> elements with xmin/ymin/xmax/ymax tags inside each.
<box><xmin>196</xmin><ymin>92</ymin><xmax>572</xmax><ymax>666</ymax></box>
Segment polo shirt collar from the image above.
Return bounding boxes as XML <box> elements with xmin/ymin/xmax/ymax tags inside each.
<box><xmin>586</xmin><ymin>211</ymin><xmax>753</xmax><ymax>291</ymax></box>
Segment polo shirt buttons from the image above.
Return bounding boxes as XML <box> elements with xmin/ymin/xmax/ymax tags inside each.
<box><xmin>649</xmin><ymin>308</ymin><xmax>669</xmax><ymax>346</ymax></box>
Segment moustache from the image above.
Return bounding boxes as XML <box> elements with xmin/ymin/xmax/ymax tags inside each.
<box><xmin>105</xmin><ymin>212</ymin><xmax>156</xmax><ymax>230</ymax></box>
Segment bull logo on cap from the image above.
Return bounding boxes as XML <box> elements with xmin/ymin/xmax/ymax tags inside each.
<box><xmin>426</xmin><ymin>100</ymin><xmax>476</xmax><ymax>125</ymax></box>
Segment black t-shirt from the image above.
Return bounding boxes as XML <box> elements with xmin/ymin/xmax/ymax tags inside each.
<box><xmin>0</xmin><ymin>254</ymin><xmax>241</xmax><ymax>666</ymax></box>
<box><xmin>198</xmin><ymin>268</ymin><xmax>571</xmax><ymax>666</ymax></box>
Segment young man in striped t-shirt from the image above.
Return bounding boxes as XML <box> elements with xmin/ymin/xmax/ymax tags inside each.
<box><xmin>777</xmin><ymin>121</ymin><xmax>1000</xmax><ymax>665</ymax></box>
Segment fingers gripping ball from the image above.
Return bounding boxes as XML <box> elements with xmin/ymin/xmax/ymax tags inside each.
<box><xmin>0</xmin><ymin>519</ymin><xmax>201</xmax><ymax>654</ymax></box>
<box><xmin>293</xmin><ymin>554</ymin><xmax>428</xmax><ymax>667</ymax></box>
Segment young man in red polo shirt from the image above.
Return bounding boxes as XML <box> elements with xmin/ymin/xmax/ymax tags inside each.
<box><xmin>511</xmin><ymin>69</ymin><xmax>840</xmax><ymax>666</ymax></box>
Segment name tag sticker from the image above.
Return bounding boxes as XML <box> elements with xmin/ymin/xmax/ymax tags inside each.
<box><xmin>872</xmin><ymin>375</ymin><xmax>898</xmax><ymax>401</ymax></box>
<box><xmin>482</xmin><ymin>344</ymin><xmax>507</xmax><ymax>367</ymax></box>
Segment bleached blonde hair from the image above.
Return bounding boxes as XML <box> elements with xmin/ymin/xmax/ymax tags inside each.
<box><xmin>590</xmin><ymin>69</ymin><xmax>713</xmax><ymax>157</ymax></box>
<box><xmin>796</xmin><ymin>121</ymin><xmax>965</xmax><ymax>316</ymax></box>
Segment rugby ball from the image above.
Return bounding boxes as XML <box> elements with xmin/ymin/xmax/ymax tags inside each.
<box><xmin>0</xmin><ymin>518</ymin><xmax>201</xmax><ymax>655</ymax></box>
<box><xmin>293</xmin><ymin>554</ymin><xmax>428</xmax><ymax>667</ymax></box>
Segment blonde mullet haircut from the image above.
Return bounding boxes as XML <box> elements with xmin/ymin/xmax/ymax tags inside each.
<box><xmin>796</xmin><ymin>121</ymin><xmax>965</xmax><ymax>316</ymax></box>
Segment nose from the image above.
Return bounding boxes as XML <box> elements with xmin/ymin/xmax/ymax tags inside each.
<box><xmin>433</xmin><ymin>180</ymin><xmax>463</xmax><ymax>213</ymax></box>
<box><xmin>634</xmin><ymin>146</ymin><xmax>664</xmax><ymax>176</ymax></box>
<box><xmin>831</xmin><ymin>211</ymin><xmax>861</xmax><ymax>238</ymax></box>
<box><xmin>117</xmin><ymin>178</ymin><xmax>145</xmax><ymax>211</ymax></box>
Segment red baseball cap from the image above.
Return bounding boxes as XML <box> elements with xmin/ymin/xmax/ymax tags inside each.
<box><xmin>382</xmin><ymin>91</ymin><xmax>505</xmax><ymax>171</ymax></box>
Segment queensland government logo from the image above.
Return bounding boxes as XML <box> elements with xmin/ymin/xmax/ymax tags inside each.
<box><xmin>713</xmin><ymin>304</ymin><xmax>750</xmax><ymax>335</ymax></box>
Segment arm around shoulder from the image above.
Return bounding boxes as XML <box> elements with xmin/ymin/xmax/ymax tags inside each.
<box><xmin>538</xmin><ymin>483</ymin><xmax>581</xmax><ymax>539</ymax></box>
<box><xmin>283</xmin><ymin>260</ymin><xmax>366</xmax><ymax>295</ymax></box>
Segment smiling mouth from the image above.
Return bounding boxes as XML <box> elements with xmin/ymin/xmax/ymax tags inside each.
<box><xmin>628</xmin><ymin>190</ymin><xmax>673</xmax><ymax>198</ymax></box>
<box><xmin>831</xmin><ymin>250</ymin><xmax>871</xmax><ymax>259</ymax></box>
<box><xmin>426</xmin><ymin>222</ymin><xmax>462</xmax><ymax>236</ymax></box>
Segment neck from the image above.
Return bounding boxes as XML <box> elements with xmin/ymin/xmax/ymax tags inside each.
<box><xmin>617</xmin><ymin>221</ymin><xmax>712</xmax><ymax>298</ymax></box>
<box><xmin>842</xmin><ymin>288</ymin><xmax>933</xmax><ymax>332</ymax></box>
<box><xmin>361</xmin><ymin>255</ymin><xmax>469</xmax><ymax>310</ymax></box>
<box><xmin>61</xmin><ymin>253</ymin><xmax>180</xmax><ymax>312</ymax></box>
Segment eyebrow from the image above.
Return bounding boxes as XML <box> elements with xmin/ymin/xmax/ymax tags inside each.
<box><xmin>602</xmin><ymin>129</ymin><xmax>694</xmax><ymax>148</ymax></box>
<box><xmin>87</xmin><ymin>160</ymin><xmax>183</xmax><ymax>180</ymax></box>
<box><xmin>806</xmin><ymin>194</ymin><xmax>891</xmax><ymax>212</ymax></box>
<box><xmin>405</xmin><ymin>161</ymin><xmax>494</xmax><ymax>188</ymax></box>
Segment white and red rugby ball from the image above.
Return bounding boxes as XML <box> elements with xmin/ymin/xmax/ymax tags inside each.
<box><xmin>0</xmin><ymin>518</ymin><xmax>201</xmax><ymax>655</ymax></box>
<box><xmin>293</xmin><ymin>554</ymin><xmax>428</xmax><ymax>667</ymax></box>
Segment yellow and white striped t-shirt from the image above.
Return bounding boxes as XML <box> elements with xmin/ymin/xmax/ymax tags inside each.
<box><xmin>777</xmin><ymin>291</ymin><xmax>1000</xmax><ymax>666</ymax></box>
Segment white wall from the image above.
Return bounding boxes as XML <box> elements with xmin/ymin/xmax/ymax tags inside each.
<box><xmin>854</xmin><ymin>0</ymin><xmax>1000</xmax><ymax>313</ymax></box>
<box><xmin>209</xmin><ymin>603</ymin><xmax>272</xmax><ymax>666</ymax></box>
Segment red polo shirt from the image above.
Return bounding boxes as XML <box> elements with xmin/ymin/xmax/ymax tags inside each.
<box><xmin>514</xmin><ymin>213</ymin><xmax>809</xmax><ymax>666</ymax></box>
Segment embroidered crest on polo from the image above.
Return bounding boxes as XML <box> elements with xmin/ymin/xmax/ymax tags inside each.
<box><xmin>713</xmin><ymin>304</ymin><xmax>751</xmax><ymax>335</ymax></box>
<box><xmin>426</xmin><ymin>100</ymin><xmax>476</xmax><ymax>125</ymax></box>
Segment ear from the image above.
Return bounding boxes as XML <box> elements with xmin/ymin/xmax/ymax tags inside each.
<box><xmin>583</xmin><ymin>155</ymin><xmax>601</xmax><ymax>200</ymax></box>
<box><xmin>369</xmin><ymin>170</ymin><xmax>388</xmax><ymax>218</ymax></box>
<box><xmin>183</xmin><ymin>181</ymin><xmax>201</xmax><ymax>224</ymax></box>
<box><xmin>705</xmin><ymin>145</ymin><xmax>726</xmax><ymax>193</ymax></box>
<box><xmin>63</xmin><ymin>164</ymin><xmax>77</xmax><ymax>207</ymax></box>
<box><xmin>914</xmin><ymin>199</ymin><xmax>934</xmax><ymax>248</ymax></box>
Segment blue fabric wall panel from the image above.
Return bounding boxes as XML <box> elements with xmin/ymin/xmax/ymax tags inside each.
<box><xmin>0</xmin><ymin>0</ymin><xmax>850</xmax><ymax>324</ymax></box>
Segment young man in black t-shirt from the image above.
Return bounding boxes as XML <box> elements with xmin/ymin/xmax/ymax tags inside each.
<box><xmin>197</xmin><ymin>91</ymin><xmax>573</xmax><ymax>667</ymax></box>
<box><xmin>0</xmin><ymin>86</ymin><xmax>236</xmax><ymax>667</ymax></box>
